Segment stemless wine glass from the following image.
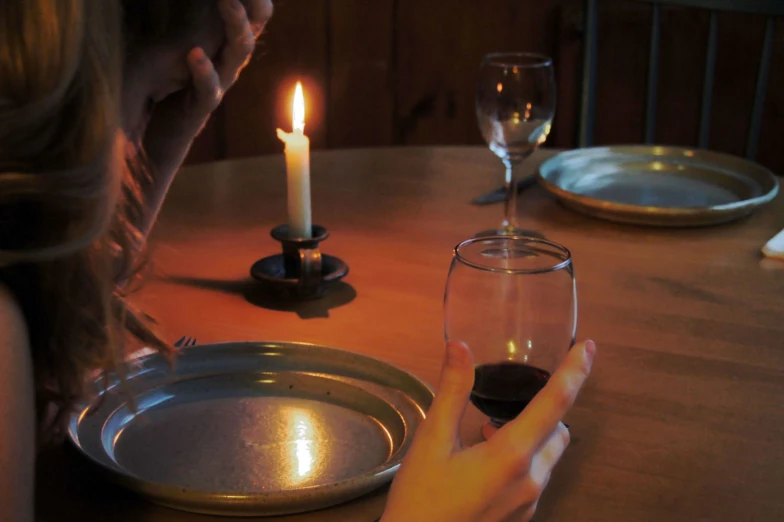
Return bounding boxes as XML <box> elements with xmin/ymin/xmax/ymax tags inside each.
<box><xmin>444</xmin><ymin>235</ymin><xmax>576</xmax><ymax>440</ymax></box>
<box><xmin>476</xmin><ymin>52</ymin><xmax>556</xmax><ymax>236</ymax></box>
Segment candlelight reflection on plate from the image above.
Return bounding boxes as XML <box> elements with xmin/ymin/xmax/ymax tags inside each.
<box><xmin>289</xmin><ymin>407</ymin><xmax>317</xmax><ymax>481</ymax></box>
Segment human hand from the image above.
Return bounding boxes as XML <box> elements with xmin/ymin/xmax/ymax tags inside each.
<box><xmin>133</xmin><ymin>0</ymin><xmax>272</xmax><ymax>236</ymax></box>
<box><xmin>381</xmin><ymin>340</ymin><xmax>596</xmax><ymax>522</ymax></box>
<box><xmin>142</xmin><ymin>0</ymin><xmax>273</xmax><ymax>173</ymax></box>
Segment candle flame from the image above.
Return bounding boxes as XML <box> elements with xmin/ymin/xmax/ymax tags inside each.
<box><xmin>293</xmin><ymin>82</ymin><xmax>305</xmax><ymax>133</ymax></box>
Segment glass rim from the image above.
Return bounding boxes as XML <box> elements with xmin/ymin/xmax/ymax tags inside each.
<box><xmin>482</xmin><ymin>52</ymin><xmax>553</xmax><ymax>69</ymax></box>
<box><xmin>453</xmin><ymin>235</ymin><xmax>572</xmax><ymax>275</ymax></box>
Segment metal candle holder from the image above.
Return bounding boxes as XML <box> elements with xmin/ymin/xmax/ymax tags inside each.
<box><xmin>250</xmin><ymin>225</ymin><xmax>349</xmax><ymax>301</ymax></box>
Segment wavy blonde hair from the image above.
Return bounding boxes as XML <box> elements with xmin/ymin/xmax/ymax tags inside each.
<box><xmin>0</xmin><ymin>0</ymin><xmax>170</xmax><ymax>443</ymax></box>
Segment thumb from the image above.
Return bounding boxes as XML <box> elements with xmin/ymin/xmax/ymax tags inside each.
<box><xmin>420</xmin><ymin>341</ymin><xmax>475</xmax><ymax>453</ymax></box>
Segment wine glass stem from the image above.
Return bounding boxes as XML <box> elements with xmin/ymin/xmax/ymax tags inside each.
<box><xmin>502</xmin><ymin>158</ymin><xmax>520</xmax><ymax>233</ymax></box>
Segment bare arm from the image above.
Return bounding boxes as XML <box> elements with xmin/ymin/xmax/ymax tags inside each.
<box><xmin>0</xmin><ymin>285</ymin><xmax>35</xmax><ymax>522</ymax></box>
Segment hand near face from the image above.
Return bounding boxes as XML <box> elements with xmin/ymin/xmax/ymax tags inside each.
<box><xmin>141</xmin><ymin>0</ymin><xmax>273</xmax><ymax>176</ymax></box>
<box><xmin>165</xmin><ymin>0</ymin><xmax>270</xmax><ymax>132</ymax></box>
<box><xmin>381</xmin><ymin>340</ymin><xmax>595</xmax><ymax>522</ymax></box>
<box><xmin>132</xmin><ymin>0</ymin><xmax>273</xmax><ymax>235</ymax></box>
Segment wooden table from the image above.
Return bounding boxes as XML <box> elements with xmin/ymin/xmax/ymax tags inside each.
<box><xmin>37</xmin><ymin>147</ymin><xmax>784</xmax><ymax>521</ymax></box>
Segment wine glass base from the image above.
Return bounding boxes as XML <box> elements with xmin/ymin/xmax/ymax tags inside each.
<box><xmin>474</xmin><ymin>228</ymin><xmax>546</xmax><ymax>239</ymax></box>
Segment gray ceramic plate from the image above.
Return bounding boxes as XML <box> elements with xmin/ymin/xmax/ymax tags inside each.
<box><xmin>68</xmin><ymin>341</ymin><xmax>433</xmax><ymax>517</ymax></box>
<box><xmin>538</xmin><ymin>146</ymin><xmax>779</xmax><ymax>226</ymax></box>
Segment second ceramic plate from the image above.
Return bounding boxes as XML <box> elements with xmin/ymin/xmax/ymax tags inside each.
<box><xmin>538</xmin><ymin>146</ymin><xmax>779</xmax><ymax>226</ymax></box>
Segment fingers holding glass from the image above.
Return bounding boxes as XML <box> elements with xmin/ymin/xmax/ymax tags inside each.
<box><xmin>473</xmin><ymin>423</ymin><xmax>570</xmax><ymax>522</ymax></box>
<box><xmin>494</xmin><ymin>340</ymin><xmax>594</xmax><ymax>452</ymax></box>
<box><xmin>418</xmin><ymin>341</ymin><xmax>476</xmax><ymax>454</ymax></box>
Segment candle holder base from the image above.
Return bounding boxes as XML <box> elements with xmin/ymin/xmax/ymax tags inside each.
<box><xmin>250</xmin><ymin>224</ymin><xmax>349</xmax><ymax>301</ymax></box>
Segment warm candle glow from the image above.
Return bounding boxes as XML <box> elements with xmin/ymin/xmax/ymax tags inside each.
<box><xmin>277</xmin><ymin>81</ymin><xmax>312</xmax><ymax>239</ymax></box>
<box><xmin>293</xmin><ymin>81</ymin><xmax>305</xmax><ymax>133</ymax></box>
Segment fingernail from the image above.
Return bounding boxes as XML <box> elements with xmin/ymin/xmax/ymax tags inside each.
<box><xmin>585</xmin><ymin>339</ymin><xmax>596</xmax><ymax>359</ymax></box>
<box><xmin>195</xmin><ymin>48</ymin><xmax>208</xmax><ymax>63</ymax></box>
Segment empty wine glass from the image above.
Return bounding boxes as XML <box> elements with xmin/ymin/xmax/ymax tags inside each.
<box><xmin>476</xmin><ymin>52</ymin><xmax>556</xmax><ymax>236</ymax></box>
<box><xmin>444</xmin><ymin>235</ymin><xmax>576</xmax><ymax>440</ymax></box>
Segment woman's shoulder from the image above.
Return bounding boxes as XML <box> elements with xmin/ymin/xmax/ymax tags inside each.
<box><xmin>0</xmin><ymin>284</ymin><xmax>32</xmax><ymax>406</ymax></box>
<box><xmin>0</xmin><ymin>282</ymin><xmax>29</xmax><ymax>352</ymax></box>
<box><xmin>0</xmin><ymin>280</ymin><xmax>32</xmax><ymax>392</ymax></box>
<box><xmin>0</xmin><ymin>282</ymin><xmax>35</xmax><ymax>521</ymax></box>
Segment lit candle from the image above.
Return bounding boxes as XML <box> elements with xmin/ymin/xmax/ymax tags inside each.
<box><xmin>276</xmin><ymin>82</ymin><xmax>312</xmax><ymax>239</ymax></box>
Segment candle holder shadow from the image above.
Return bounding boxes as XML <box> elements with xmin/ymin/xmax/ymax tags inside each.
<box><xmin>250</xmin><ymin>224</ymin><xmax>349</xmax><ymax>301</ymax></box>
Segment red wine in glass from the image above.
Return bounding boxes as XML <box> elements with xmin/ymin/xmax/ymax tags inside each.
<box><xmin>470</xmin><ymin>362</ymin><xmax>551</xmax><ymax>424</ymax></box>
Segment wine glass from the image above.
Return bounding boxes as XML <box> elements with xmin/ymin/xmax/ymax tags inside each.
<box><xmin>476</xmin><ymin>52</ymin><xmax>556</xmax><ymax>236</ymax></box>
<box><xmin>444</xmin><ymin>235</ymin><xmax>576</xmax><ymax>440</ymax></box>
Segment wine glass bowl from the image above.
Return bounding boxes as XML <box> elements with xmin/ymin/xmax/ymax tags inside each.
<box><xmin>476</xmin><ymin>52</ymin><xmax>556</xmax><ymax>235</ymax></box>
<box><xmin>444</xmin><ymin>235</ymin><xmax>576</xmax><ymax>437</ymax></box>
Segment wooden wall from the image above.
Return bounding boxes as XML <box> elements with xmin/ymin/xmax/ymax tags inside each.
<box><xmin>186</xmin><ymin>0</ymin><xmax>784</xmax><ymax>174</ymax></box>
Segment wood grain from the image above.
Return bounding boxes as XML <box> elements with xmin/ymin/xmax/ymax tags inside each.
<box><xmin>394</xmin><ymin>0</ymin><xmax>567</xmax><ymax>146</ymax></box>
<box><xmin>327</xmin><ymin>0</ymin><xmax>395</xmax><ymax>148</ymax></box>
<box><xmin>181</xmin><ymin>0</ymin><xmax>784</xmax><ymax>175</ymax></box>
<box><xmin>222</xmin><ymin>0</ymin><xmax>330</xmax><ymax>158</ymax></box>
<box><xmin>36</xmin><ymin>147</ymin><xmax>784</xmax><ymax>521</ymax></box>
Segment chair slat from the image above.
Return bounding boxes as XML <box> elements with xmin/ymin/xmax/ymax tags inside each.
<box><xmin>746</xmin><ymin>16</ymin><xmax>775</xmax><ymax>160</ymax></box>
<box><xmin>645</xmin><ymin>3</ymin><xmax>661</xmax><ymax>144</ymax></box>
<box><xmin>698</xmin><ymin>11</ymin><xmax>719</xmax><ymax>149</ymax></box>
<box><xmin>579</xmin><ymin>0</ymin><xmax>600</xmax><ymax>147</ymax></box>
<box><xmin>579</xmin><ymin>0</ymin><xmax>781</xmax><ymax>152</ymax></box>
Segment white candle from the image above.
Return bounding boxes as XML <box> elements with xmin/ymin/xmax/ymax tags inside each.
<box><xmin>276</xmin><ymin>82</ymin><xmax>312</xmax><ymax>239</ymax></box>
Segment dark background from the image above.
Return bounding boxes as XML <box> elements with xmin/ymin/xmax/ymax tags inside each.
<box><xmin>186</xmin><ymin>0</ymin><xmax>784</xmax><ymax>174</ymax></box>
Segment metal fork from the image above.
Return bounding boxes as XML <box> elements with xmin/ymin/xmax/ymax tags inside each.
<box><xmin>174</xmin><ymin>336</ymin><xmax>197</xmax><ymax>348</ymax></box>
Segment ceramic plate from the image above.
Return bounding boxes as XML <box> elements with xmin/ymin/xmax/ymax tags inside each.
<box><xmin>538</xmin><ymin>146</ymin><xmax>779</xmax><ymax>226</ymax></box>
<box><xmin>68</xmin><ymin>341</ymin><xmax>433</xmax><ymax>517</ymax></box>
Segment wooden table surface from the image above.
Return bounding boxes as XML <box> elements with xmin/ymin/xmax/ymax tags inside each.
<box><xmin>37</xmin><ymin>147</ymin><xmax>784</xmax><ymax>522</ymax></box>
